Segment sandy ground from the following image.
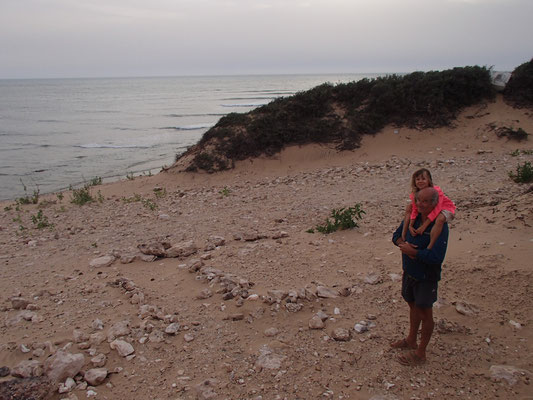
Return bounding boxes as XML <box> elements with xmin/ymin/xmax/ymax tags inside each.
<box><xmin>0</xmin><ymin>95</ymin><xmax>532</xmax><ymax>399</ymax></box>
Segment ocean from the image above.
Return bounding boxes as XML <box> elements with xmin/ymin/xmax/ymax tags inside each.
<box><xmin>0</xmin><ymin>73</ymin><xmax>381</xmax><ymax>201</ymax></box>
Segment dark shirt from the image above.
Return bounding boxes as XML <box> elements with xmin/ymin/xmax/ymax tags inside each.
<box><xmin>392</xmin><ymin>215</ymin><xmax>449</xmax><ymax>281</ymax></box>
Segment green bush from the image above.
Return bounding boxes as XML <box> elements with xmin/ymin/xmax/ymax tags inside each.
<box><xmin>31</xmin><ymin>210</ymin><xmax>53</xmax><ymax>229</ymax></box>
<box><xmin>182</xmin><ymin>66</ymin><xmax>496</xmax><ymax>172</ymax></box>
<box><xmin>71</xmin><ymin>185</ymin><xmax>94</xmax><ymax>205</ymax></box>
<box><xmin>309</xmin><ymin>204</ymin><xmax>365</xmax><ymax>234</ymax></box>
<box><xmin>504</xmin><ymin>58</ymin><xmax>533</xmax><ymax>108</ymax></box>
<box><xmin>509</xmin><ymin>161</ymin><xmax>533</xmax><ymax>183</ymax></box>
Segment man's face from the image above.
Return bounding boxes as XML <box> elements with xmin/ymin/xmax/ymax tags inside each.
<box><xmin>416</xmin><ymin>190</ymin><xmax>435</xmax><ymax>216</ymax></box>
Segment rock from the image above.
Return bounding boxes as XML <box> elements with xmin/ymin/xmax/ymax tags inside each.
<box><xmin>73</xmin><ymin>329</ymin><xmax>89</xmax><ymax>343</ymax></box>
<box><xmin>331</xmin><ymin>328</ymin><xmax>351</xmax><ymax>341</ymax></box>
<box><xmin>0</xmin><ymin>377</ymin><xmax>54</xmax><ymax>400</ymax></box>
<box><xmin>195</xmin><ymin>379</ymin><xmax>218</xmax><ymax>400</ymax></box>
<box><xmin>264</xmin><ymin>327</ymin><xmax>280</xmax><ymax>337</ymax></box>
<box><xmin>388</xmin><ymin>273</ymin><xmax>402</xmax><ymax>282</ymax></box>
<box><xmin>120</xmin><ymin>254</ymin><xmax>136</xmax><ymax>264</ymax></box>
<box><xmin>89</xmin><ymin>255</ymin><xmax>115</xmax><ymax>268</ymax></box>
<box><xmin>139</xmin><ymin>254</ymin><xmax>157</xmax><ymax>262</ymax></box>
<box><xmin>509</xmin><ymin>320</ymin><xmax>522</xmax><ymax>329</ymax></box>
<box><xmin>0</xmin><ymin>366</ymin><xmax>10</xmax><ymax>377</ymax></box>
<box><xmin>137</xmin><ymin>242</ymin><xmax>166</xmax><ymax>257</ymax></box>
<box><xmin>84</xmin><ymin>368</ymin><xmax>108</xmax><ymax>386</ymax></box>
<box><xmin>11</xmin><ymin>360</ymin><xmax>43</xmax><ymax>378</ymax></box>
<box><xmin>89</xmin><ymin>332</ymin><xmax>106</xmax><ymax>346</ymax></box>
<box><xmin>110</xmin><ymin>340</ymin><xmax>134</xmax><ymax>357</ymax></box>
<box><xmin>316</xmin><ymin>286</ymin><xmax>339</xmax><ymax>298</ymax></box>
<box><xmin>165</xmin><ymin>240</ymin><xmax>198</xmax><ymax>258</ymax></box>
<box><xmin>196</xmin><ymin>288</ymin><xmax>212</xmax><ymax>299</ymax></box>
<box><xmin>58</xmin><ymin>377</ymin><xmax>76</xmax><ymax>394</ymax></box>
<box><xmin>489</xmin><ymin>365</ymin><xmax>531</xmax><ymax>385</ymax></box>
<box><xmin>364</xmin><ymin>272</ymin><xmax>381</xmax><ymax>285</ymax></box>
<box><xmin>184</xmin><ymin>333</ymin><xmax>195</xmax><ymax>342</ymax></box>
<box><xmin>309</xmin><ymin>315</ymin><xmax>325</xmax><ymax>329</ymax></box>
<box><xmin>43</xmin><ymin>350</ymin><xmax>85</xmax><ymax>382</ymax></box>
<box><xmin>455</xmin><ymin>301</ymin><xmax>479</xmax><ymax>316</ymax></box>
<box><xmin>91</xmin><ymin>319</ymin><xmax>104</xmax><ymax>330</ymax></box>
<box><xmin>11</xmin><ymin>297</ymin><xmax>30</xmax><ymax>310</ymax></box>
<box><xmin>285</xmin><ymin>303</ymin><xmax>303</xmax><ymax>312</ymax></box>
<box><xmin>107</xmin><ymin>320</ymin><xmax>130</xmax><ymax>341</ymax></box>
<box><xmin>255</xmin><ymin>346</ymin><xmax>286</xmax><ymax>371</ymax></box>
<box><xmin>207</xmin><ymin>235</ymin><xmax>225</xmax><ymax>247</ymax></box>
<box><xmin>91</xmin><ymin>354</ymin><xmax>107</xmax><ymax>368</ymax></box>
<box><xmin>354</xmin><ymin>323</ymin><xmax>368</xmax><ymax>334</ymax></box>
<box><xmin>148</xmin><ymin>330</ymin><xmax>165</xmax><ymax>343</ymax></box>
<box><xmin>165</xmin><ymin>323</ymin><xmax>180</xmax><ymax>335</ymax></box>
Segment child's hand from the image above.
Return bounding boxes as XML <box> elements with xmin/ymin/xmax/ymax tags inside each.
<box><xmin>409</xmin><ymin>226</ymin><xmax>417</xmax><ymax>236</ymax></box>
<box><xmin>414</xmin><ymin>227</ymin><xmax>425</xmax><ymax>235</ymax></box>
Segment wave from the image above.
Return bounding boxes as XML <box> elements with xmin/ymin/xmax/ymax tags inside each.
<box><xmin>161</xmin><ymin>123</ymin><xmax>215</xmax><ymax>131</ymax></box>
<box><xmin>75</xmin><ymin>143</ymin><xmax>152</xmax><ymax>149</ymax></box>
<box><xmin>165</xmin><ymin>113</ymin><xmax>226</xmax><ymax>118</ymax></box>
<box><xmin>221</xmin><ymin>96</ymin><xmax>278</xmax><ymax>101</ymax></box>
<box><xmin>220</xmin><ymin>102</ymin><xmax>269</xmax><ymax>108</ymax></box>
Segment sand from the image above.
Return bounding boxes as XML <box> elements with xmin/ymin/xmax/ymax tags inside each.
<box><xmin>0</xmin><ymin>95</ymin><xmax>532</xmax><ymax>399</ymax></box>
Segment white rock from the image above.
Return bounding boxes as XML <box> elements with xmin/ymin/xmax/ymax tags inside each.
<box><xmin>490</xmin><ymin>365</ymin><xmax>531</xmax><ymax>385</ymax></box>
<box><xmin>84</xmin><ymin>368</ymin><xmax>108</xmax><ymax>386</ymax></box>
<box><xmin>110</xmin><ymin>339</ymin><xmax>134</xmax><ymax>357</ymax></box>
<box><xmin>89</xmin><ymin>255</ymin><xmax>115</xmax><ymax>268</ymax></box>
<box><xmin>44</xmin><ymin>350</ymin><xmax>85</xmax><ymax>382</ymax></box>
<box><xmin>316</xmin><ymin>286</ymin><xmax>339</xmax><ymax>298</ymax></box>
<box><xmin>354</xmin><ymin>323</ymin><xmax>368</xmax><ymax>334</ymax></box>
<box><xmin>165</xmin><ymin>322</ymin><xmax>180</xmax><ymax>335</ymax></box>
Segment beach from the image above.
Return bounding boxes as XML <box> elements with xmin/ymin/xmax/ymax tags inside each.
<box><xmin>0</xmin><ymin>95</ymin><xmax>532</xmax><ymax>399</ymax></box>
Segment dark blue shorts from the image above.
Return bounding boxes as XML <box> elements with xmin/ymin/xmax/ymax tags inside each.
<box><xmin>401</xmin><ymin>273</ymin><xmax>438</xmax><ymax>308</ymax></box>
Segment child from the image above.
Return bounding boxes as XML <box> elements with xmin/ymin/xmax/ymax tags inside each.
<box><xmin>401</xmin><ymin>168</ymin><xmax>455</xmax><ymax>250</ymax></box>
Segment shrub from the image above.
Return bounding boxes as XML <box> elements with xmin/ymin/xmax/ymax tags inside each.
<box><xmin>310</xmin><ymin>204</ymin><xmax>366</xmax><ymax>234</ymax></box>
<box><xmin>182</xmin><ymin>66</ymin><xmax>496</xmax><ymax>172</ymax></box>
<box><xmin>504</xmin><ymin>58</ymin><xmax>533</xmax><ymax>108</ymax></box>
<box><xmin>497</xmin><ymin>127</ymin><xmax>529</xmax><ymax>141</ymax></box>
<box><xmin>509</xmin><ymin>161</ymin><xmax>533</xmax><ymax>183</ymax></box>
<box><xmin>71</xmin><ymin>185</ymin><xmax>94</xmax><ymax>205</ymax></box>
<box><xmin>31</xmin><ymin>210</ymin><xmax>53</xmax><ymax>229</ymax></box>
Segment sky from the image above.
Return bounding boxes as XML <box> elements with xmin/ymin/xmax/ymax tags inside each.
<box><xmin>1</xmin><ymin>0</ymin><xmax>531</xmax><ymax>79</ymax></box>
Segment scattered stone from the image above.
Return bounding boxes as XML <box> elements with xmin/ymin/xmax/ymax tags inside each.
<box><xmin>184</xmin><ymin>333</ymin><xmax>195</xmax><ymax>342</ymax></box>
<box><xmin>11</xmin><ymin>360</ymin><xmax>43</xmax><ymax>378</ymax></box>
<box><xmin>0</xmin><ymin>366</ymin><xmax>10</xmax><ymax>377</ymax></box>
<box><xmin>0</xmin><ymin>377</ymin><xmax>54</xmax><ymax>400</ymax></box>
<box><xmin>43</xmin><ymin>350</ymin><xmax>85</xmax><ymax>382</ymax></box>
<box><xmin>455</xmin><ymin>301</ymin><xmax>479</xmax><ymax>316</ymax></box>
<box><xmin>137</xmin><ymin>242</ymin><xmax>166</xmax><ymax>257</ymax></box>
<box><xmin>264</xmin><ymin>327</ymin><xmax>280</xmax><ymax>337</ymax></box>
<box><xmin>89</xmin><ymin>255</ymin><xmax>115</xmax><ymax>268</ymax></box>
<box><xmin>10</xmin><ymin>297</ymin><xmax>30</xmax><ymax>310</ymax></box>
<box><xmin>316</xmin><ymin>286</ymin><xmax>339</xmax><ymax>298</ymax></box>
<box><xmin>110</xmin><ymin>340</ymin><xmax>134</xmax><ymax>357</ymax></box>
<box><xmin>91</xmin><ymin>354</ymin><xmax>107</xmax><ymax>368</ymax></box>
<box><xmin>120</xmin><ymin>254</ymin><xmax>136</xmax><ymax>264</ymax></box>
<box><xmin>285</xmin><ymin>303</ymin><xmax>303</xmax><ymax>312</ymax></box>
<box><xmin>354</xmin><ymin>323</ymin><xmax>368</xmax><ymax>334</ymax></box>
<box><xmin>331</xmin><ymin>328</ymin><xmax>351</xmax><ymax>342</ymax></box>
<box><xmin>165</xmin><ymin>240</ymin><xmax>198</xmax><ymax>258</ymax></box>
<box><xmin>91</xmin><ymin>319</ymin><xmax>104</xmax><ymax>330</ymax></box>
<box><xmin>255</xmin><ymin>345</ymin><xmax>286</xmax><ymax>371</ymax></box>
<box><xmin>196</xmin><ymin>288</ymin><xmax>212</xmax><ymax>299</ymax></box>
<box><xmin>509</xmin><ymin>320</ymin><xmax>522</xmax><ymax>329</ymax></box>
<box><xmin>165</xmin><ymin>323</ymin><xmax>181</xmax><ymax>335</ymax></box>
<box><xmin>225</xmin><ymin>313</ymin><xmax>245</xmax><ymax>321</ymax></box>
<box><xmin>489</xmin><ymin>365</ymin><xmax>531</xmax><ymax>385</ymax></box>
<box><xmin>107</xmin><ymin>320</ymin><xmax>131</xmax><ymax>341</ymax></box>
<box><xmin>364</xmin><ymin>272</ymin><xmax>381</xmax><ymax>285</ymax></box>
<box><xmin>309</xmin><ymin>315</ymin><xmax>325</xmax><ymax>330</ymax></box>
<box><xmin>73</xmin><ymin>329</ymin><xmax>89</xmax><ymax>343</ymax></box>
<box><xmin>388</xmin><ymin>273</ymin><xmax>402</xmax><ymax>282</ymax></box>
<box><xmin>84</xmin><ymin>368</ymin><xmax>108</xmax><ymax>386</ymax></box>
<box><xmin>195</xmin><ymin>379</ymin><xmax>218</xmax><ymax>400</ymax></box>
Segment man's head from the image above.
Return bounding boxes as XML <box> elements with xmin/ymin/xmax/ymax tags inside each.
<box><xmin>415</xmin><ymin>187</ymin><xmax>439</xmax><ymax>217</ymax></box>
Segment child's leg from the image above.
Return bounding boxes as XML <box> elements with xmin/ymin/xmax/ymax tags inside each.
<box><xmin>428</xmin><ymin>214</ymin><xmax>446</xmax><ymax>249</ymax></box>
<box><xmin>401</xmin><ymin>203</ymin><xmax>412</xmax><ymax>240</ymax></box>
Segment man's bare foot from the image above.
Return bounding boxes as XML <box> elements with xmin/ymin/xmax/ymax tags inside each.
<box><xmin>398</xmin><ymin>351</ymin><xmax>426</xmax><ymax>366</ymax></box>
<box><xmin>390</xmin><ymin>338</ymin><xmax>417</xmax><ymax>349</ymax></box>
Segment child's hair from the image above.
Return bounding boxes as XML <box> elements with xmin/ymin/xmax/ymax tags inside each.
<box><xmin>410</xmin><ymin>168</ymin><xmax>434</xmax><ymax>193</ymax></box>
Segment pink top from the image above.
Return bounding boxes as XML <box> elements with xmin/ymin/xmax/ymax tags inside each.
<box><xmin>410</xmin><ymin>185</ymin><xmax>456</xmax><ymax>221</ymax></box>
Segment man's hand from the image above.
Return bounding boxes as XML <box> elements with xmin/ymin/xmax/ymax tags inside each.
<box><xmin>399</xmin><ymin>242</ymin><xmax>418</xmax><ymax>259</ymax></box>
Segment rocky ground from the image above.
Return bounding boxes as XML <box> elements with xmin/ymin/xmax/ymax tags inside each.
<box><xmin>0</xmin><ymin>97</ymin><xmax>532</xmax><ymax>399</ymax></box>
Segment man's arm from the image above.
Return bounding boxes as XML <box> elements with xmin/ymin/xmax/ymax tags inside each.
<box><xmin>416</xmin><ymin>223</ymin><xmax>449</xmax><ymax>264</ymax></box>
<box><xmin>392</xmin><ymin>221</ymin><xmax>405</xmax><ymax>246</ymax></box>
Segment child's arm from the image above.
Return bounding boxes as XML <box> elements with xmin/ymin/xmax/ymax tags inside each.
<box><xmin>414</xmin><ymin>217</ymin><xmax>432</xmax><ymax>235</ymax></box>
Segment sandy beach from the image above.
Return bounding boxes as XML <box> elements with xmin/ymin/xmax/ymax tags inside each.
<box><xmin>0</xmin><ymin>95</ymin><xmax>532</xmax><ymax>399</ymax></box>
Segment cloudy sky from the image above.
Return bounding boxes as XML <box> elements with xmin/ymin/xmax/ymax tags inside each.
<box><xmin>1</xmin><ymin>0</ymin><xmax>531</xmax><ymax>79</ymax></box>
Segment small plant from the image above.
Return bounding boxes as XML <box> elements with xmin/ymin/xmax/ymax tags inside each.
<box><xmin>126</xmin><ymin>172</ymin><xmax>135</xmax><ymax>180</ymax></box>
<box><xmin>497</xmin><ymin>127</ymin><xmax>529</xmax><ymax>141</ymax></box>
<box><xmin>91</xmin><ymin>242</ymin><xmax>98</xmax><ymax>248</ymax></box>
<box><xmin>312</xmin><ymin>204</ymin><xmax>366</xmax><ymax>234</ymax></box>
<box><xmin>88</xmin><ymin>176</ymin><xmax>103</xmax><ymax>186</ymax></box>
<box><xmin>13</xmin><ymin>215</ymin><xmax>22</xmax><ymax>223</ymax></box>
<box><xmin>510</xmin><ymin>149</ymin><xmax>533</xmax><ymax>156</ymax></box>
<box><xmin>4</xmin><ymin>206</ymin><xmax>12</xmax><ymax>212</ymax></box>
<box><xmin>509</xmin><ymin>161</ymin><xmax>533</xmax><ymax>183</ymax></box>
<box><xmin>31</xmin><ymin>210</ymin><xmax>53</xmax><ymax>229</ymax></box>
<box><xmin>219</xmin><ymin>186</ymin><xmax>231</xmax><ymax>197</ymax></box>
<box><xmin>71</xmin><ymin>185</ymin><xmax>94</xmax><ymax>205</ymax></box>
<box><xmin>16</xmin><ymin>183</ymin><xmax>39</xmax><ymax>205</ymax></box>
<box><xmin>153</xmin><ymin>187</ymin><xmax>167</xmax><ymax>199</ymax></box>
<box><xmin>142</xmin><ymin>198</ymin><xmax>157</xmax><ymax>211</ymax></box>
<box><xmin>122</xmin><ymin>194</ymin><xmax>142</xmax><ymax>203</ymax></box>
<box><xmin>56</xmin><ymin>192</ymin><xmax>64</xmax><ymax>201</ymax></box>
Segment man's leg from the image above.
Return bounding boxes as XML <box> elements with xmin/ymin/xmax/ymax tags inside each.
<box><xmin>414</xmin><ymin>305</ymin><xmax>434</xmax><ymax>360</ymax></box>
<box><xmin>406</xmin><ymin>301</ymin><xmax>421</xmax><ymax>347</ymax></box>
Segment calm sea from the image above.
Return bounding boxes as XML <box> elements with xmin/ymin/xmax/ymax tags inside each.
<box><xmin>0</xmin><ymin>74</ymin><xmax>381</xmax><ymax>200</ymax></box>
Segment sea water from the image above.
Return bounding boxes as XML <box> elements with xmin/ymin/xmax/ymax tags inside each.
<box><xmin>0</xmin><ymin>73</ymin><xmax>380</xmax><ymax>200</ymax></box>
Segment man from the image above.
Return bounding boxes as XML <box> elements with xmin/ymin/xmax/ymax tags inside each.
<box><xmin>391</xmin><ymin>187</ymin><xmax>449</xmax><ymax>365</ymax></box>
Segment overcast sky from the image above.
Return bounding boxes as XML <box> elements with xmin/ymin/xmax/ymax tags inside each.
<box><xmin>1</xmin><ymin>0</ymin><xmax>531</xmax><ymax>79</ymax></box>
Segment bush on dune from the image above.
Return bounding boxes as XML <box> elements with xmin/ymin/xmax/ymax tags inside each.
<box><xmin>504</xmin><ymin>58</ymin><xmax>533</xmax><ymax>108</ymax></box>
<box><xmin>180</xmin><ymin>66</ymin><xmax>496</xmax><ymax>172</ymax></box>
